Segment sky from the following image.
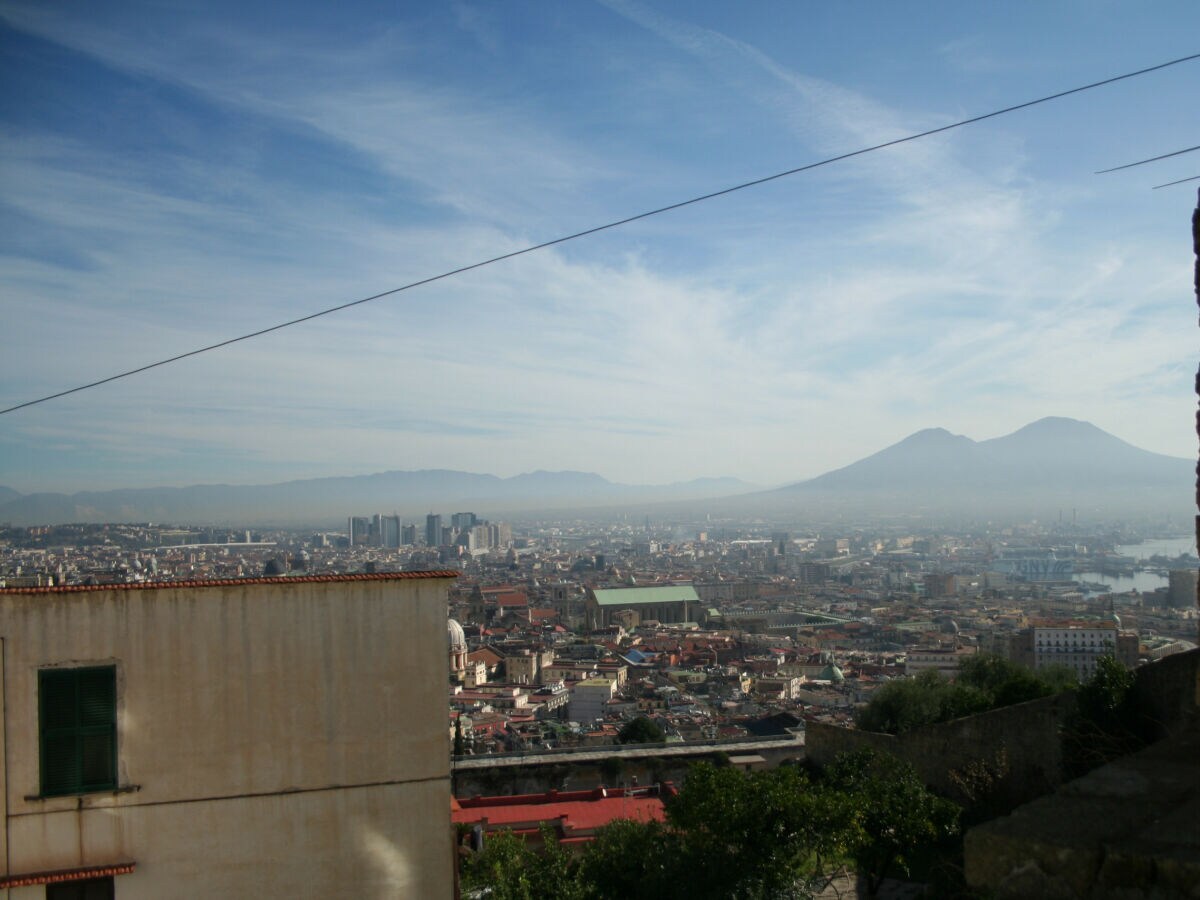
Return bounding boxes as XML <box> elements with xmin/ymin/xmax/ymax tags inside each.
<box><xmin>1</xmin><ymin>1</ymin><xmax>1198</xmax><ymax>494</ymax></box>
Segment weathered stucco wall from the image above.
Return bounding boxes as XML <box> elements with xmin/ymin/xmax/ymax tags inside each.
<box><xmin>7</xmin><ymin>779</ymin><xmax>451</xmax><ymax>899</ymax></box>
<box><xmin>0</xmin><ymin>574</ymin><xmax>455</xmax><ymax>898</ymax></box>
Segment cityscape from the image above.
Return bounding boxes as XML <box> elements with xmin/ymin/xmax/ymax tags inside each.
<box><xmin>1</xmin><ymin>496</ymin><xmax>1197</xmax><ymax>895</ymax></box>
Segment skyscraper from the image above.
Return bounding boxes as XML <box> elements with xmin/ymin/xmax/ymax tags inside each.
<box><xmin>450</xmin><ymin>512</ymin><xmax>477</xmax><ymax>531</ymax></box>
<box><xmin>348</xmin><ymin>516</ymin><xmax>370</xmax><ymax>546</ymax></box>
<box><xmin>425</xmin><ymin>513</ymin><xmax>443</xmax><ymax>547</ymax></box>
<box><xmin>380</xmin><ymin>514</ymin><xmax>402</xmax><ymax>549</ymax></box>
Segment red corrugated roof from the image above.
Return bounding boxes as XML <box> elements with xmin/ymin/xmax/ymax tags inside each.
<box><xmin>0</xmin><ymin>571</ymin><xmax>461</xmax><ymax>595</ymax></box>
<box><xmin>452</xmin><ymin>787</ymin><xmax>670</xmax><ymax>834</ymax></box>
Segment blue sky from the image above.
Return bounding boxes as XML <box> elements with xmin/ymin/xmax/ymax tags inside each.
<box><xmin>1</xmin><ymin>1</ymin><xmax>1198</xmax><ymax>493</ymax></box>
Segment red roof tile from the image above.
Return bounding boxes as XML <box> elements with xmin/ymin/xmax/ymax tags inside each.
<box><xmin>453</xmin><ymin>786</ymin><xmax>673</xmax><ymax>835</ymax></box>
<box><xmin>0</xmin><ymin>570</ymin><xmax>460</xmax><ymax>595</ymax></box>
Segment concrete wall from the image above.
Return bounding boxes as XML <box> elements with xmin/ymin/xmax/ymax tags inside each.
<box><xmin>455</xmin><ymin>756</ymin><xmax>699</xmax><ymax>798</ymax></box>
<box><xmin>806</xmin><ymin>692</ymin><xmax>1075</xmax><ymax>811</ymax></box>
<box><xmin>452</xmin><ymin>739</ymin><xmax>806</xmax><ymax>797</ymax></box>
<box><xmin>0</xmin><ymin>573</ymin><xmax>456</xmax><ymax>898</ymax></box>
<box><xmin>1130</xmin><ymin>647</ymin><xmax>1199</xmax><ymax>740</ymax></box>
<box><xmin>805</xmin><ymin>651</ymin><xmax>1199</xmax><ymax>820</ymax></box>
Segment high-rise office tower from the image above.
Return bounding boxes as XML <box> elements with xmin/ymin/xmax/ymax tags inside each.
<box><xmin>451</xmin><ymin>512</ymin><xmax>477</xmax><ymax>531</ymax></box>
<box><xmin>348</xmin><ymin>517</ymin><xmax>370</xmax><ymax>546</ymax></box>
<box><xmin>425</xmin><ymin>513</ymin><xmax>443</xmax><ymax>547</ymax></box>
<box><xmin>380</xmin><ymin>515</ymin><xmax>401</xmax><ymax>549</ymax></box>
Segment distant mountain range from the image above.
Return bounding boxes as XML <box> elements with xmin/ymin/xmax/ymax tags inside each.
<box><xmin>0</xmin><ymin>470</ymin><xmax>755</xmax><ymax>527</ymax></box>
<box><xmin>733</xmin><ymin>417</ymin><xmax>1192</xmax><ymax>520</ymax></box>
<box><xmin>0</xmin><ymin>418</ymin><xmax>1190</xmax><ymax>526</ymax></box>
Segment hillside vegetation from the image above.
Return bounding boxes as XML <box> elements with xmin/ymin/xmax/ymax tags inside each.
<box><xmin>855</xmin><ymin>654</ymin><xmax>1077</xmax><ymax>734</ymax></box>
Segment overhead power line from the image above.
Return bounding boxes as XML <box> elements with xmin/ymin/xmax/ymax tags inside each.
<box><xmin>1152</xmin><ymin>174</ymin><xmax>1200</xmax><ymax>190</ymax></box>
<box><xmin>1095</xmin><ymin>144</ymin><xmax>1200</xmax><ymax>174</ymax></box>
<box><xmin>3</xmin><ymin>50</ymin><xmax>1200</xmax><ymax>417</ymax></box>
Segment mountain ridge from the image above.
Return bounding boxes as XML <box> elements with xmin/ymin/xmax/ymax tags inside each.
<box><xmin>0</xmin><ymin>470</ymin><xmax>756</xmax><ymax>526</ymax></box>
<box><xmin>0</xmin><ymin>418</ymin><xmax>1189</xmax><ymax>525</ymax></box>
<box><xmin>745</xmin><ymin>416</ymin><xmax>1190</xmax><ymax>520</ymax></box>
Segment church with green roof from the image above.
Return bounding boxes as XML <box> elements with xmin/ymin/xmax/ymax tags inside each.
<box><xmin>585</xmin><ymin>585</ymin><xmax>700</xmax><ymax>631</ymax></box>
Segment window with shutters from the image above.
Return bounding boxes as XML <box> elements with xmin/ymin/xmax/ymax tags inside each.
<box><xmin>38</xmin><ymin>666</ymin><xmax>118</xmax><ymax>797</ymax></box>
<box><xmin>46</xmin><ymin>877</ymin><xmax>114</xmax><ymax>900</ymax></box>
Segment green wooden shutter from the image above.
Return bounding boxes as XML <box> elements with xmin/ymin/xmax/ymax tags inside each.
<box><xmin>39</xmin><ymin>667</ymin><xmax>117</xmax><ymax>796</ymax></box>
<box><xmin>40</xmin><ymin>669</ymin><xmax>82</xmax><ymax>795</ymax></box>
<box><xmin>77</xmin><ymin>668</ymin><xmax>116</xmax><ymax>726</ymax></box>
<box><xmin>47</xmin><ymin>878</ymin><xmax>115</xmax><ymax>900</ymax></box>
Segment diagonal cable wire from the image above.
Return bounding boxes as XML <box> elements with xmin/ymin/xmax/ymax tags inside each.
<box><xmin>1095</xmin><ymin>144</ymin><xmax>1200</xmax><ymax>174</ymax></box>
<box><xmin>4</xmin><ymin>50</ymin><xmax>1200</xmax><ymax>416</ymax></box>
<box><xmin>1151</xmin><ymin>174</ymin><xmax>1200</xmax><ymax>190</ymax></box>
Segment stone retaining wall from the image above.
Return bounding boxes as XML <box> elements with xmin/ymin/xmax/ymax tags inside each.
<box><xmin>806</xmin><ymin>692</ymin><xmax>1075</xmax><ymax>812</ymax></box>
<box><xmin>1130</xmin><ymin>647</ymin><xmax>1199</xmax><ymax>739</ymax></box>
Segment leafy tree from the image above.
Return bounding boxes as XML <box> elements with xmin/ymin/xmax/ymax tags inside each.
<box><xmin>460</xmin><ymin>828</ymin><xmax>536</xmax><ymax>900</ymax></box>
<box><xmin>957</xmin><ymin>653</ymin><xmax>1053</xmax><ymax>706</ymax></box>
<box><xmin>664</xmin><ymin>763</ymin><xmax>847</xmax><ymax>899</ymax></box>
<box><xmin>857</xmin><ymin>654</ymin><xmax>1076</xmax><ymax>734</ymax></box>
<box><xmin>822</xmin><ymin>750</ymin><xmax>960</xmax><ymax>898</ymax></box>
<box><xmin>462</xmin><ymin>754</ymin><xmax>960</xmax><ymax>900</ymax></box>
<box><xmin>936</xmin><ymin>681</ymin><xmax>993</xmax><ymax>722</ymax></box>
<box><xmin>1035</xmin><ymin>663</ymin><xmax>1078</xmax><ymax>691</ymax></box>
<box><xmin>461</xmin><ymin>825</ymin><xmax>584</xmax><ymax>900</ymax></box>
<box><xmin>1066</xmin><ymin>654</ymin><xmax>1145</xmax><ymax>775</ymax></box>
<box><xmin>576</xmin><ymin>819</ymin><xmax>682</xmax><ymax>899</ymax></box>
<box><xmin>856</xmin><ymin>670</ymin><xmax>988</xmax><ymax>734</ymax></box>
<box><xmin>532</xmin><ymin>825</ymin><xmax>587</xmax><ymax>900</ymax></box>
<box><xmin>1076</xmin><ymin>654</ymin><xmax>1136</xmax><ymax>730</ymax></box>
<box><xmin>617</xmin><ymin>716</ymin><xmax>665</xmax><ymax>744</ymax></box>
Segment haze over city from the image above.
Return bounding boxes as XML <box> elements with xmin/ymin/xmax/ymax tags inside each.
<box><xmin>2</xmin><ymin>1</ymin><xmax>1198</xmax><ymax>495</ymax></box>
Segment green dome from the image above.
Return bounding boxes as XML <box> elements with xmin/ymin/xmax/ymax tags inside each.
<box><xmin>817</xmin><ymin>664</ymin><xmax>845</xmax><ymax>683</ymax></box>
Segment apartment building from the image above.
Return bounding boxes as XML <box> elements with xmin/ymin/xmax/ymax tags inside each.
<box><xmin>0</xmin><ymin>571</ymin><xmax>457</xmax><ymax>898</ymax></box>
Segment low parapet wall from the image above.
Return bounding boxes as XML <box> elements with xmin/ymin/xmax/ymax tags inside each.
<box><xmin>1130</xmin><ymin>647</ymin><xmax>1199</xmax><ymax>739</ymax></box>
<box><xmin>452</xmin><ymin>734</ymin><xmax>805</xmax><ymax>797</ymax></box>
<box><xmin>806</xmin><ymin>692</ymin><xmax>1074</xmax><ymax>812</ymax></box>
<box><xmin>965</xmin><ymin>714</ymin><xmax>1200</xmax><ymax>898</ymax></box>
<box><xmin>807</xmin><ymin>650</ymin><xmax>1200</xmax><ymax>816</ymax></box>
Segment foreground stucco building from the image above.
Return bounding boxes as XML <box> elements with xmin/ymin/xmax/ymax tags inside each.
<box><xmin>0</xmin><ymin>571</ymin><xmax>458</xmax><ymax>898</ymax></box>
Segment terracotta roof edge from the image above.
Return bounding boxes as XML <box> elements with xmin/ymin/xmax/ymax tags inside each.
<box><xmin>0</xmin><ymin>570</ymin><xmax>460</xmax><ymax>595</ymax></box>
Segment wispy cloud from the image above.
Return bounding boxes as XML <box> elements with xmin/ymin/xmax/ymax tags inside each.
<box><xmin>1</xmin><ymin>2</ymin><xmax>1195</xmax><ymax>493</ymax></box>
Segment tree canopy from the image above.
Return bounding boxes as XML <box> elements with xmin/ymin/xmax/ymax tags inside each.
<box><xmin>460</xmin><ymin>750</ymin><xmax>960</xmax><ymax>899</ymax></box>
<box><xmin>460</xmin><ymin>824</ymin><xmax>586</xmax><ymax>900</ymax></box>
<box><xmin>616</xmin><ymin>715</ymin><xmax>666</xmax><ymax>744</ymax></box>
<box><xmin>1065</xmin><ymin>654</ymin><xmax>1146</xmax><ymax>775</ymax></box>
<box><xmin>822</xmin><ymin>750</ymin><xmax>960</xmax><ymax>897</ymax></box>
<box><xmin>856</xmin><ymin>653</ymin><xmax>1075</xmax><ymax>734</ymax></box>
